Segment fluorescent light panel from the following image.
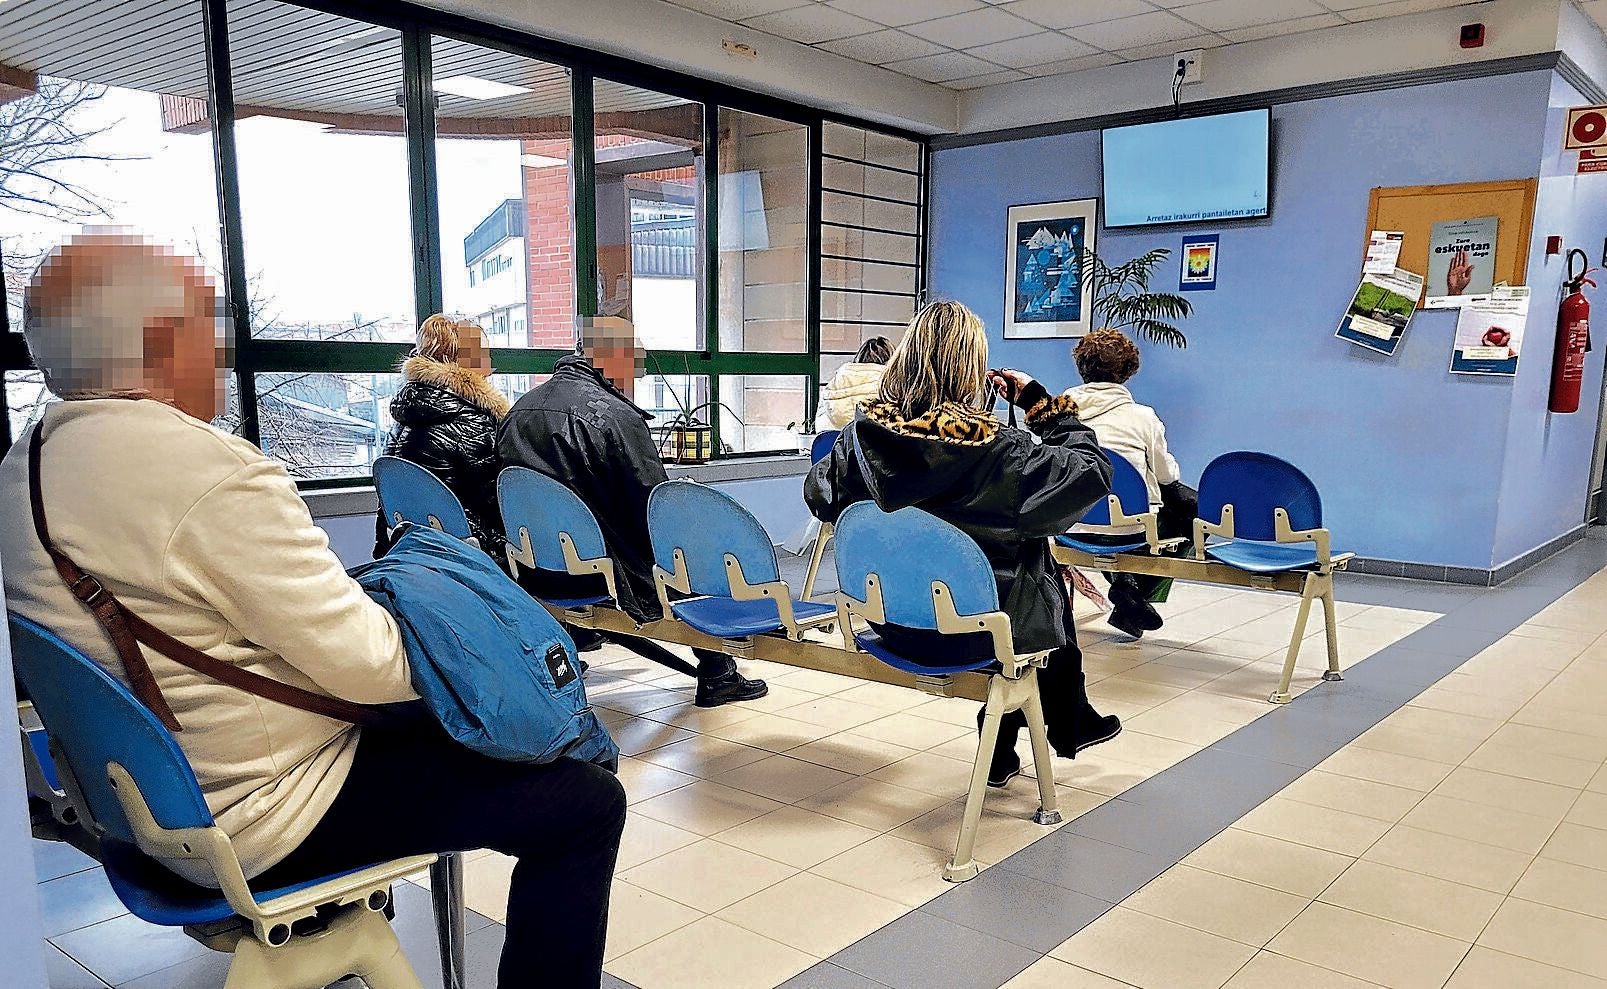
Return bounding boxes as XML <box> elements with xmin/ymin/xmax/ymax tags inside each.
<box><xmin>433</xmin><ymin>75</ymin><xmax>531</xmax><ymax>100</ymax></box>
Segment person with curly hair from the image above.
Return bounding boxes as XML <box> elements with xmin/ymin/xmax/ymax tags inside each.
<box><xmin>1067</xmin><ymin>329</ymin><xmax>1194</xmax><ymax>639</ymax></box>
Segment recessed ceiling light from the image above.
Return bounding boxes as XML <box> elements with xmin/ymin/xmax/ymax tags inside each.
<box><xmin>433</xmin><ymin>75</ymin><xmax>531</xmax><ymax>100</ymax></box>
<box><xmin>323</xmin><ymin>24</ymin><xmax>393</xmax><ymax>47</ymax></box>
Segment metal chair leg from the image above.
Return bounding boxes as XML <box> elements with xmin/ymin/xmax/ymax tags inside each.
<box><xmin>947</xmin><ymin>676</ymin><xmax>1007</xmax><ymax>883</ymax></box>
<box><xmin>802</xmin><ymin>522</ymin><xmax>833</xmax><ymax>600</ymax></box>
<box><xmin>430</xmin><ymin>853</ymin><xmax>467</xmax><ymax>989</ymax></box>
<box><xmin>1271</xmin><ymin>573</ymin><xmax>1320</xmax><ymax>704</ymax></box>
<box><xmin>1319</xmin><ymin>573</ymin><xmax>1343</xmax><ymax>684</ymax></box>
<box><xmin>1019</xmin><ymin>668</ymin><xmax>1062</xmax><ymax>827</ymax></box>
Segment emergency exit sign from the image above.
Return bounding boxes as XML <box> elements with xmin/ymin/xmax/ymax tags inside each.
<box><xmin>1566</xmin><ymin>105</ymin><xmax>1607</xmax><ymax>150</ymax></box>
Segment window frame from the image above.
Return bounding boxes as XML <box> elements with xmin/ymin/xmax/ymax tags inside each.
<box><xmin>0</xmin><ymin>0</ymin><xmax>929</xmax><ymax>481</ymax></box>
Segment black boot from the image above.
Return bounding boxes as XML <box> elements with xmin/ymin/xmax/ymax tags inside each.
<box><xmin>694</xmin><ymin>670</ymin><xmax>769</xmax><ymax>707</ymax></box>
<box><xmin>977</xmin><ymin>708</ymin><xmax>1023</xmax><ymax>787</ymax></box>
<box><xmin>1108</xmin><ymin>578</ymin><xmax>1162</xmax><ymax>633</ymax></box>
<box><xmin>1042</xmin><ymin>663</ymin><xmax>1123</xmax><ymax>759</ymax></box>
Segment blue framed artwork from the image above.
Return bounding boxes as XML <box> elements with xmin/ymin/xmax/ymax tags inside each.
<box><xmin>1179</xmin><ymin>234</ymin><xmax>1219</xmax><ymax>291</ymax></box>
<box><xmin>1004</xmin><ymin>198</ymin><xmax>1097</xmax><ymax>338</ymax></box>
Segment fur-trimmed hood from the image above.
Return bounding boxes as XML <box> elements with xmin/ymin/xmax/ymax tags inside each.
<box><xmin>399</xmin><ymin>355</ymin><xmax>510</xmax><ymax>418</ymax></box>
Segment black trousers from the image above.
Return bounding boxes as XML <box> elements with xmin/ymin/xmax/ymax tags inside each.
<box><xmin>254</xmin><ymin>718</ymin><xmax>626</xmax><ymax>988</ymax></box>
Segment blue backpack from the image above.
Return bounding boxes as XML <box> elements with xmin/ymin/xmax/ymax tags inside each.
<box><xmin>350</xmin><ymin>525</ymin><xmax>619</xmax><ymax>770</ymax></box>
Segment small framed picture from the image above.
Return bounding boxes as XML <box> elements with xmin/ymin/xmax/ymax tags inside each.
<box><xmin>1004</xmin><ymin>198</ymin><xmax>1098</xmax><ymax>339</ymax></box>
<box><xmin>1179</xmin><ymin>234</ymin><xmax>1219</xmax><ymax>291</ymax></box>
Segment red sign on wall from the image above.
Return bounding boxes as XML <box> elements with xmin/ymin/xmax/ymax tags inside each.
<box><xmin>1579</xmin><ymin>149</ymin><xmax>1607</xmax><ymax>175</ymax></box>
<box><xmin>1566</xmin><ymin>105</ymin><xmax>1607</xmax><ymax>150</ymax></box>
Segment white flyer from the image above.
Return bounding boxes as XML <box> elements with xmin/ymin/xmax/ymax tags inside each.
<box><xmin>1363</xmin><ymin>230</ymin><xmax>1404</xmax><ymax>274</ymax></box>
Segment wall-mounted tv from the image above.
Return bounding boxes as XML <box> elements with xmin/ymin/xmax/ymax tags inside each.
<box><xmin>1101</xmin><ymin>108</ymin><xmax>1271</xmax><ymax>229</ymax></box>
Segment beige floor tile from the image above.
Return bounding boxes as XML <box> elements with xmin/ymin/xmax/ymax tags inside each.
<box><xmin>1568</xmin><ymin>790</ymin><xmax>1607</xmax><ymax>829</ymax></box>
<box><xmin>1399</xmin><ymin>793</ymin><xmax>1563</xmax><ymax>854</ymax></box>
<box><xmin>1513</xmin><ymin>703</ymin><xmax>1607</xmax><ymax>741</ymax></box>
<box><xmin>1316</xmin><ymin>746</ymin><xmax>1454</xmax><ymax>792</ymax></box>
<box><xmin>1003</xmin><ymin>956</ymin><xmax>1139</xmax><ymax>988</ymax></box>
<box><xmin>1511</xmin><ymin>856</ymin><xmax>1607</xmax><ymax>920</ymax></box>
<box><xmin>1478</xmin><ymin>898</ymin><xmax>1607</xmax><ymax>980</ymax></box>
<box><xmin>1351</xmin><ymin>722</ymin><xmax>1481</xmax><ymax>765</ymax></box>
<box><xmin>1024</xmin><ymin>754</ymin><xmax>1153</xmax><ymax>797</ymax></box>
<box><xmin>810</xmin><ymin>832</ymin><xmax>958</xmax><ymax>906</ymax></box>
<box><xmin>1235</xmin><ymin>797</ymin><xmax>1392</xmax><ymax>856</ymax></box>
<box><xmin>1119</xmin><ymin>662</ymin><xmax>1224</xmax><ymax>690</ymax></box>
<box><xmin>795</xmin><ymin>776</ymin><xmax>952</xmax><ymax>831</ymax></box>
<box><xmin>1433</xmin><ymin>766</ymin><xmax>1581</xmax><ymax>819</ymax></box>
<box><xmin>831</xmin><ymin>681</ymin><xmax>931</xmax><ymax>711</ymax></box>
<box><xmin>853</xmin><ymin>712</ymin><xmax>973</xmax><ymax>749</ymax></box>
<box><xmin>771</xmin><ymin>667</ymin><xmax>863</xmax><ymax>695</ymax></box>
<box><xmin>620</xmin><ymin>838</ymin><xmax>797</xmax><ymax>913</ymax></box>
<box><xmin>1183</xmin><ymin>827</ymin><xmax>1354</xmax><ymax>897</ymax></box>
<box><xmin>1446</xmin><ymin>946</ymin><xmax>1607</xmax><ymax>989</ymax></box>
<box><xmin>716</xmin><ymin>872</ymin><xmax>905</xmax><ymax>958</ymax></box>
<box><xmin>1050</xmin><ymin>906</ymin><xmax>1258</xmax><ymax>989</ymax></box>
<box><xmin>1594</xmin><ymin>765</ymin><xmax>1607</xmax><ymax>793</ymax></box>
<box><xmin>784</xmin><ymin>732</ymin><xmax>918</xmax><ymax>776</ymax></box>
<box><xmin>635</xmin><ymin>734</ymin><xmax>772</xmax><ymax>778</ymax></box>
<box><xmin>1541</xmin><ymin>822</ymin><xmax>1607</xmax><ymax>871</ymax></box>
<box><xmin>610</xmin><ymin>717</ymin><xmax>699</xmax><ymax>757</ymax></box>
<box><xmin>1362</xmin><ymin>825</ymin><xmax>1531</xmax><ymax>893</ymax></box>
<box><xmin>1408</xmin><ymin>687</ymin><xmax>1526</xmax><ymax>722</ymax></box>
<box><xmin>907</xmin><ymin>695</ymin><xmax>988</xmax><ymax>728</ymax></box>
<box><xmin>1464</xmin><ymin>740</ymin><xmax>1601</xmax><ymax>788</ymax></box>
<box><xmin>1123</xmin><ymin>865</ymin><xmax>1308</xmax><ymax>947</ymax></box>
<box><xmin>1096</xmin><ymin>731</ymin><xmax>1200</xmax><ymax>773</ymax></box>
<box><xmin>1279</xmin><ymin>770</ymin><xmax>1424</xmax><ymax>823</ymax></box>
<box><xmin>773</xmin><ymin>695</ymin><xmax>888</xmax><ymax>732</ymax></box>
<box><xmin>632</xmin><ymin>780</ymin><xmax>786</xmax><ymax>836</ymax></box>
<box><xmin>616</xmin><ymin>812</ymin><xmax>703</xmax><ymax>871</ymax></box>
<box><xmin>1122</xmin><ymin>706</ymin><xmax>1240</xmax><ymax>746</ymax></box>
<box><xmin>1086</xmin><ymin>675</ymin><xmax>1189</xmax><ymax>709</ymax></box>
<box><xmin>1373</xmin><ymin>704</ymin><xmax>1503</xmax><ymax>741</ymax></box>
<box><xmin>867</xmin><ymin>751</ymin><xmax>976</xmax><ymax>798</ymax></box>
<box><xmin>460</xmin><ymin>852</ymin><xmax>515</xmax><ymax>923</ymax></box>
<box><xmin>603</xmin><ymin>880</ymin><xmax>703</xmax><ymax>961</ymax></box>
<box><xmin>711</xmin><ymin>753</ymin><xmax>854</xmax><ymax>804</ymax></box>
<box><xmin>640</xmin><ymin>698</ymin><xmax>764</xmax><ymax>733</ymax></box>
<box><xmin>1223</xmin><ymin>952</ymin><xmax>1382</xmax><ymax>988</ymax></box>
<box><xmin>595</xmin><ymin>683</ymin><xmax>693</xmax><ymax>717</ymax></box>
<box><xmin>713</xmin><ymin>805</ymin><xmax>879</xmax><ymax>869</ymax></box>
<box><xmin>607</xmin><ymin>915</ymin><xmax>816</xmax><ymax>989</ymax></box>
<box><xmin>1318</xmin><ymin>859</ymin><xmax>1502</xmax><ymax>941</ymax></box>
<box><xmin>888</xmin><ymin>796</ymin><xmax>1064</xmax><ymax>865</ymax></box>
<box><xmin>703</xmin><ymin>712</ymin><xmax>839</xmax><ymax>752</ymax></box>
<box><xmin>728</xmin><ymin>683</ymin><xmax>828</xmax><ymax>715</ymax></box>
<box><xmin>616</xmin><ymin>756</ymin><xmax>698</xmax><ymax>804</ymax></box>
<box><xmin>1268</xmin><ymin>902</ymin><xmax>1470</xmax><ymax>989</ymax></box>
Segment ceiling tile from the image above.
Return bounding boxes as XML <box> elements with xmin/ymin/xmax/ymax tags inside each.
<box><xmin>1174</xmin><ymin>0</ymin><xmax>1326</xmax><ymax>32</ymax></box>
<box><xmin>1022</xmin><ymin>51</ymin><xmax>1124</xmax><ymax>76</ymax></box>
<box><xmin>741</xmin><ymin>4</ymin><xmax>885</xmax><ymax>43</ymax></box>
<box><xmin>883</xmin><ymin>49</ymin><xmax>998</xmax><ymax>82</ymax></box>
<box><xmin>947</xmin><ymin>68</ymin><xmax>1032</xmax><ymax>89</ymax></box>
<box><xmin>1222</xmin><ymin>11</ymin><xmax>1343</xmax><ymax>42</ymax></box>
<box><xmin>964</xmin><ymin>30</ymin><xmax>1096</xmax><ymax>68</ymax></box>
<box><xmin>1114</xmin><ymin>32</ymin><xmax>1227</xmax><ymax>60</ymax></box>
<box><xmin>1327</xmin><ymin>0</ymin><xmax>1464</xmax><ymax>11</ymax></box>
<box><xmin>1148</xmin><ymin>0</ymin><xmax>1214</xmax><ymax>6</ymax></box>
<box><xmin>825</xmin><ymin>0</ymin><xmax>986</xmax><ymax>28</ymax></box>
<box><xmin>667</xmin><ymin>0</ymin><xmax>812</xmax><ymax>19</ymax></box>
<box><xmin>1068</xmin><ymin>9</ymin><xmax>1209</xmax><ymax>49</ymax></box>
<box><xmin>815</xmin><ymin>28</ymin><xmax>947</xmax><ymax>62</ymax></box>
<box><xmin>1005</xmin><ymin>0</ymin><xmax>1156</xmax><ymax>30</ymax></box>
<box><xmin>1585</xmin><ymin>0</ymin><xmax>1607</xmax><ymax>31</ymax></box>
<box><xmin>902</xmin><ymin>7</ymin><xmax>1042</xmax><ymax>47</ymax></box>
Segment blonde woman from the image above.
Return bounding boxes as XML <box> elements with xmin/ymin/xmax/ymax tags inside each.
<box><xmin>805</xmin><ymin>301</ymin><xmax>1121</xmax><ymax>786</ymax></box>
<box><xmin>376</xmin><ymin>314</ymin><xmax>510</xmax><ymax>556</ymax></box>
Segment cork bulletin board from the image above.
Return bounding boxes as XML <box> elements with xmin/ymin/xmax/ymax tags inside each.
<box><xmin>1364</xmin><ymin>178</ymin><xmax>1539</xmax><ymax>291</ymax></box>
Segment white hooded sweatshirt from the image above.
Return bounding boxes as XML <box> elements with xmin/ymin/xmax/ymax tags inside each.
<box><xmin>816</xmin><ymin>362</ymin><xmax>887</xmax><ymax>430</ymax></box>
<box><xmin>1064</xmin><ymin>382</ymin><xmax>1180</xmax><ymax>506</ymax></box>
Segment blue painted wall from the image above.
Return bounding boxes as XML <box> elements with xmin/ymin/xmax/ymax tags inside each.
<box><xmin>929</xmin><ymin>70</ymin><xmax>1587</xmax><ymax>570</ymax></box>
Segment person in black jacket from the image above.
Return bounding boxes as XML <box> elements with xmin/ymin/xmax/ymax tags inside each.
<box><xmin>496</xmin><ymin>321</ymin><xmax>767</xmax><ymax>708</ymax></box>
<box><xmin>805</xmin><ymin>301</ymin><xmax>1122</xmax><ymax>787</ymax></box>
<box><xmin>375</xmin><ymin>315</ymin><xmax>509</xmax><ymax>557</ymax></box>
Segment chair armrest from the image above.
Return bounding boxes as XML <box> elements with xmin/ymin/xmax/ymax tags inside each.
<box><xmin>1273</xmin><ymin>509</ymin><xmax>1331</xmax><ymax>567</ymax></box>
<box><xmin>1193</xmin><ymin>505</ymin><xmax>1234</xmax><ymax>561</ymax></box>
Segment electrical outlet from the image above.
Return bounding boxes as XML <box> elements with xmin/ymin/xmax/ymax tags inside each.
<box><xmin>1175</xmin><ymin>49</ymin><xmax>1205</xmax><ymax>84</ymax></box>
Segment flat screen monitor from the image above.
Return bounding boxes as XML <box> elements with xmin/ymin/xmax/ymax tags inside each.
<box><xmin>1101</xmin><ymin>109</ymin><xmax>1271</xmax><ymax>228</ymax></box>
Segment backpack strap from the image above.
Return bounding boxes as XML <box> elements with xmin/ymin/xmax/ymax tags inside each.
<box><xmin>28</xmin><ymin>418</ymin><xmax>384</xmax><ymax>730</ymax></box>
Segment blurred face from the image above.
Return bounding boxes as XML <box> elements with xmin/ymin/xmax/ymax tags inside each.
<box><xmin>456</xmin><ymin>322</ymin><xmax>493</xmax><ymax>377</ymax></box>
<box><xmin>141</xmin><ymin>254</ymin><xmax>228</xmax><ymax>421</ymax></box>
<box><xmin>582</xmin><ymin>323</ymin><xmax>643</xmax><ymax>392</ymax></box>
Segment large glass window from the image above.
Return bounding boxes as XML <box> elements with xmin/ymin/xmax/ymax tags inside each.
<box><xmin>717</xmin><ymin>109</ymin><xmax>808</xmax><ymax>355</ymax></box>
<box><xmin>433</xmin><ymin>37</ymin><xmax>574</xmax><ymax>349</ymax></box>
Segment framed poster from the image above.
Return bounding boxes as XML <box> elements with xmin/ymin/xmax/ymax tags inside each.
<box><xmin>1179</xmin><ymin>234</ymin><xmax>1219</xmax><ymax>291</ymax></box>
<box><xmin>1005</xmin><ymin>199</ymin><xmax>1097</xmax><ymax>339</ymax></box>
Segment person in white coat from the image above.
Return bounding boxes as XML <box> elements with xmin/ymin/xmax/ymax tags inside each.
<box><xmin>816</xmin><ymin>336</ymin><xmax>892</xmax><ymax>429</ymax></box>
<box><xmin>1065</xmin><ymin>329</ymin><xmax>1192</xmax><ymax>638</ymax></box>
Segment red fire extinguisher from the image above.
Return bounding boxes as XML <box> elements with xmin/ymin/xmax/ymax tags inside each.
<box><xmin>1549</xmin><ymin>248</ymin><xmax>1595</xmax><ymax>414</ymax></box>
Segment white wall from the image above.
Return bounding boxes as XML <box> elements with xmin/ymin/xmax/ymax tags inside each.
<box><xmin>0</xmin><ymin>550</ymin><xmax>50</xmax><ymax>989</ymax></box>
<box><xmin>419</xmin><ymin>0</ymin><xmax>956</xmax><ymax>135</ymax></box>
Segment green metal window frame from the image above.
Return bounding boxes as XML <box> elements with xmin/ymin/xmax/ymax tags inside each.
<box><xmin>0</xmin><ymin>0</ymin><xmax>928</xmax><ymax>481</ymax></box>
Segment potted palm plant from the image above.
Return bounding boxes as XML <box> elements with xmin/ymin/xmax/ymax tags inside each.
<box><xmin>1082</xmin><ymin>248</ymin><xmax>1194</xmax><ymax>347</ymax></box>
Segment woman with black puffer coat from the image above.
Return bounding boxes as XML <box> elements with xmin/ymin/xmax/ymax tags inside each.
<box><xmin>374</xmin><ymin>314</ymin><xmax>510</xmax><ymax>558</ymax></box>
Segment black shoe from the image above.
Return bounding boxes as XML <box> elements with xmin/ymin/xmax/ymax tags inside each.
<box><xmin>988</xmin><ymin>745</ymin><xmax>1022</xmax><ymax>788</ymax></box>
<box><xmin>1107</xmin><ymin>609</ymin><xmax>1146</xmax><ymax>640</ymax></box>
<box><xmin>1109</xmin><ymin>582</ymin><xmax>1163</xmax><ymax>632</ymax></box>
<box><xmin>695</xmin><ymin>671</ymin><xmax>769</xmax><ymax>708</ymax></box>
<box><xmin>569</xmin><ymin>626</ymin><xmax>605</xmax><ymax>653</ymax></box>
<box><xmin>1053</xmin><ymin>714</ymin><xmax>1123</xmax><ymax>759</ymax></box>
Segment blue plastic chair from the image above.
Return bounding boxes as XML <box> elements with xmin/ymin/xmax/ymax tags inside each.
<box><xmin>832</xmin><ymin>502</ymin><xmax>1061</xmax><ymax>883</ymax></box>
<box><xmin>1056</xmin><ymin>448</ymin><xmax>1165</xmax><ymax>556</ymax></box>
<box><xmin>373</xmin><ymin>455</ymin><xmax>473</xmax><ymax>542</ymax></box>
<box><xmin>497</xmin><ymin>466</ymin><xmax>617</xmax><ymax>609</ymax></box>
<box><xmin>1194</xmin><ymin>451</ymin><xmax>1351</xmax><ymax>702</ymax></box>
<box><xmin>800</xmin><ymin>430</ymin><xmax>843</xmax><ymax>599</ymax></box>
<box><xmin>9</xmin><ymin>615</ymin><xmax>436</xmax><ymax>989</ymax></box>
<box><xmin>809</xmin><ymin>430</ymin><xmax>840</xmax><ymax>465</ymax></box>
<box><xmin>648</xmin><ymin>480</ymin><xmax>835</xmax><ymax>640</ymax></box>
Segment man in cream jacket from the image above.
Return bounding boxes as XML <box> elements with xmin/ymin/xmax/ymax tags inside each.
<box><xmin>0</xmin><ymin>232</ymin><xmax>416</xmax><ymax>882</ymax></box>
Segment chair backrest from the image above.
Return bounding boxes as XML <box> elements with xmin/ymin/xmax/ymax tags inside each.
<box><xmin>1081</xmin><ymin>448</ymin><xmax>1151</xmax><ymax>526</ymax></box>
<box><xmin>372</xmin><ymin>456</ymin><xmax>472</xmax><ymax>539</ymax></box>
<box><xmin>810</xmin><ymin>430</ymin><xmax>840</xmax><ymax>465</ymax></box>
<box><xmin>497</xmin><ymin>466</ymin><xmax>608</xmax><ymax>571</ymax></box>
<box><xmin>1197</xmin><ymin>451</ymin><xmax>1322</xmax><ymax>539</ymax></box>
<box><xmin>833</xmin><ymin>502</ymin><xmax>999</xmax><ymax>628</ymax></box>
<box><xmin>648</xmin><ymin>480</ymin><xmax>779</xmax><ymax>595</ymax></box>
<box><xmin>8</xmin><ymin>616</ymin><xmax>213</xmax><ymax>846</ymax></box>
